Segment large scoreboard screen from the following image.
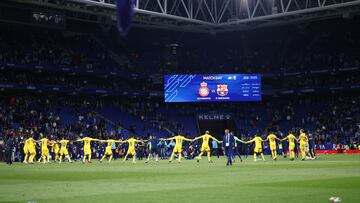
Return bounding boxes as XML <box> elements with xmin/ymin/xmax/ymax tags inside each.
<box><xmin>164</xmin><ymin>74</ymin><xmax>261</xmax><ymax>102</ymax></box>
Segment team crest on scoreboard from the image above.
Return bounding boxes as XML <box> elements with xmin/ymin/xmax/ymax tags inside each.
<box><xmin>217</xmin><ymin>84</ymin><xmax>228</xmax><ymax>96</ymax></box>
<box><xmin>198</xmin><ymin>82</ymin><xmax>210</xmax><ymax>97</ymax></box>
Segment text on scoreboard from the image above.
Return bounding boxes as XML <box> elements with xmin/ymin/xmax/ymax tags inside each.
<box><xmin>164</xmin><ymin>74</ymin><xmax>261</xmax><ymax>102</ymax></box>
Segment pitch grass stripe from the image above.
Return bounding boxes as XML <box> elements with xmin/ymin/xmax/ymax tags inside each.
<box><xmin>0</xmin><ymin>182</ymin><xmax>217</xmax><ymax>202</ymax></box>
<box><xmin>0</xmin><ymin>155</ymin><xmax>359</xmax><ymax>203</ymax></box>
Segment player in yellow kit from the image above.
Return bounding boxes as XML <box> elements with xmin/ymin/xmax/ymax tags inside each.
<box><xmin>264</xmin><ymin>132</ymin><xmax>280</xmax><ymax>160</ymax></box>
<box><xmin>23</xmin><ymin>136</ymin><xmax>29</xmax><ymax>163</ymax></box>
<box><xmin>59</xmin><ymin>137</ymin><xmax>72</xmax><ymax>163</ymax></box>
<box><xmin>76</xmin><ymin>137</ymin><xmax>100</xmax><ymax>163</ymax></box>
<box><xmin>163</xmin><ymin>134</ymin><xmax>192</xmax><ymax>163</ymax></box>
<box><xmin>28</xmin><ymin>136</ymin><xmax>37</xmax><ymax>163</ymax></box>
<box><xmin>23</xmin><ymin>135</ymin><xmax>36</xmax><ymax>163</ymax></box>
<box><xmin>298</xmin><ymin>129</ymin><xmax>308</xmax><ymax>160</ymax></box>
<box><xmin>193</xmin><ymin>131</ymin><xmax>220</xmax><ymax>163</ymax></box>
<box><xmin>123</xmin><ymin>137</ymin><xmax>142</xmax><ymax>163</ymax></box>
<box><xmin>38</xmin><ymin>136</ymin><xmax>52</xmax><ymax>163</ymax></box>
<box><xmin>246</xmin><ymin>133</ymin><xmax>265</xmax><ymax>162</ymax></box>
<box><xmin>48</xmin><ymin>140</ymin><xmax>59</xmax><ymax>162</ymax></box>
<box><xmin>281</xmin><ymin>130</ymin><xmax>297</xmax><ymax>160</ymax></box>
<box><xmin>100</xmin><ymin>138</ymin><xmax>122</xmax><ymax>163</ymax></box>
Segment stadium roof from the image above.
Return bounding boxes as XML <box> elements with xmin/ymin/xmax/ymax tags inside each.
<box><xmin>9</xmin><ymin>0</ymin><xmax>360</xmax><ymax>33</ymax></box>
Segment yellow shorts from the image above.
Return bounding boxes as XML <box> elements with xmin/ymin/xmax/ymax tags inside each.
<box><xmin>127</xmin><ymin>147</ymin><xmax>136</xmax><ymax>155</ymax></box>
<box><xmin>29</xmin><ymin>148</ymin><xmax>36</xmax><ymax>155</ymax></box>
<box><xmin>105</xmin><ymin>148</ymin><xmax>113</xmax><ymax>155</ymax></box>
<box><xmin>254</xmin><ymin>147</ymin><xmax>262</xmax><ymax>153</ymax></box>
<box><xmin>60</xmin><ymin>148</ymin><xmax>69</xmax><ymax>156</ymax></box>
<box><xmin>300</xmin><ymin>143</ymin><xmax>306</xmax><ymax>151</ymax></box>
<box><xmin>54</xmin><ymin>149</ymin><xmax>59</xmax><ymax>154</ymax></box>
<box><xmin>289</xmin><ymin>144</ymin><xmax>295</xmax><ymax>151</ymax></box>
<box><xmin>173</xmin><ymin>146</ymin><xmax>182</xmax><ymax>153</ymax></box>
<box><xmin>270</xmin><ymin>144</ymin><xmax>276</xmax><ymax>151</ymax></box>
<box><xmin>23</xmin><ymin>147</ymin><xmax>29</xmax><ymax>154</ymax></box>
<box><xmin>84</xmin><ymin>148</ymin><xmax>91</xmax><ymax>155</ymax></box>
<box><xmin>41</xmin><ymin>148</ymin><xmax>49</xmax><ymax>155</ymax></box>
<box><xmin>200</xmin><ymin>145</ymin><xmax>210</xmax><ymax>152</ymax></box>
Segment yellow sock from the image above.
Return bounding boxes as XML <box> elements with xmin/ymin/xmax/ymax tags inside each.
<box><xmin>100</xmin><ymin>155</ymin><xmax>106</xmax><ymax>162</ymax></box>
<box><xmin>88</xmin><ymin>154</ymin><xmax>92</xmax><ymax>162</ymax></box>
<box><xmin>30</xmin><ymin>153</ymin><xmax>35</xmax><ymax>162</ymax></box>
<box><xmin>169</xmin><ymin>152</ymin><xmax>175</xmax><ymax>161</ymax></box>
<box><xmin>254</xmin><ymin>153</ymin><xmax>257</xmax><ymax>161</ymax></box>
<box><xmin>260</xmin><ymin>153</ymin><xmax>265</xmax><ymax>160</ymax></box>
<box><xmin>132</xmin><ymin>155</ymin><xmax>136</xmax><ymax>163</ymax></box>
<box><xmin>82</xmin><ymin>156</ymin><xmax>86</xmax><ymax>162</ymax></box>
<box><xmin>207</xmin><ymin>152</ymin><xmax>211</xmax><ymax>162</ymax></box>
<box><xmin>178</xmin><ymin>153</ymin><xmax>182</xmax><ymax>162</ymax></box>
<box><xmin>291</xmin><ymin>151</ymin><xmax>295</xmax><ymax>159</ymax></box>
<box><xmin>24</xmin><ymin>154</ymin><xmax>28</xmax><ymax>162</ymax></box>
<box><xmin>198</xmin><ymin>152</ymin><xmax>203</xmax><ymax>159</ymax></box>
<box><xmin>66</xmin><ymin>155</ymin><xmax>71</xmax><ymax>162</ymax></box>
<box><xmin>109</xmin><ymin>155</ymin><xmax>113</xmax><ymax>162</ymax></box>
<box><xmin>272</xmin><ymin>151</ymin><xmax>277</xmax><ymax>159</ymax></box>
<box><xmin>301</xmin><ymin>151</ymin><xmax>306</xmax><ymax>159</ymax></box>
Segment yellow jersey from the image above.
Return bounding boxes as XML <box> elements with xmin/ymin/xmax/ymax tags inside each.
<box><xmin>102</xmin><ymin>139</ymin><xmax>118</xmax><ymax>150</ymax></box>
<box><xmin>299</xmin><ymin>133</ymin><xmax>308</xmax><ymax>144</ymax></box>
<box><xmin>267</xmin><ymin>134</ymin><xmax>278</xmax><ymax>146</ymax></box>
<box><xmin>79</xmin><ymin>137</ymin><xmax>98</xmax><ymax>149</ymax></box>
<box><xmin>194</xmin><ymin>134</ymin><xmax>219</xmax><ymax>147</ymax></box>
<box><xmin>282</xmin><ymin>134</ymin><xmax>297</xmax><ymax>145</ymax></box>
<box><xmin>125</xmin><ymin>138</ymin><xmax>141</xmax><ymax>149</ymax></box>
<box><xmin>168</xmin><ymin>135</ymin><xmax>191</xmax><ymax>148</ymax></box>
<box><xmin>49</xmin><ymin>142</ymin><xmax>59</xmax><ymax>151</ymax></box>
<box><xmin>248</xmin><ymin>137</ymin><xmax>263</xmax><ymax>149</ymax></box>
<box><xmin>60</xmin><ymin>139</ymin><xmax>70</xmax><ymax>149</ymax></box>
<box><xmin>40</xmin><ymin>138</ymin><xmax>49</xmax><ymax>150</ymax></box>
<box><xmin>25</xmin><ymin>138</ymin><xmax>36</xmax><ymax>149</ymax></box>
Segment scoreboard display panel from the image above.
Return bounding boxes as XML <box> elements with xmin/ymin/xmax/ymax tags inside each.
<box><xmin>164</xmin><ymin>74</ymin><xmax>261</xmax><ymax>102</ymax></box>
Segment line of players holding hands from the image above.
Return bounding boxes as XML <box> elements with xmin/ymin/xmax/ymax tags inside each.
<box><xmin>21</xmin><ymin>129</ymin><xmax>314</xmax><ymax>164</ymax></box>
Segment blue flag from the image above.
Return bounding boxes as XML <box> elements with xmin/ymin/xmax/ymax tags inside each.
<box><xmin>116</xmin><ymin>0</ymin><xmax>135</xmax><ymax>34</ymax></box>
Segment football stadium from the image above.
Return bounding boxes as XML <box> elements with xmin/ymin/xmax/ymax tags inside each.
<box><xmin>0</xmin><ymin>0</ymin><xmax>360</xmax><ymax>203</ymax></box>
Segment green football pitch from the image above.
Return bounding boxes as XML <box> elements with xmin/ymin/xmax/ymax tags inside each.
<box><xmin>0</xmin><ymin>154</ymin><xmax>359</xmax><ymax>203</ymax></box>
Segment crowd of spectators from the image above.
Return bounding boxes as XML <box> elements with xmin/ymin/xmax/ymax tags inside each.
<box><xmin>0</xmin><ymin>19</ymin><xmax>359</xmax><ymax>162</ymax></box>
<box><xmin>0</xmin><ymin>28</ymin><xmax>123</xmax><ymax>72</ymax></box>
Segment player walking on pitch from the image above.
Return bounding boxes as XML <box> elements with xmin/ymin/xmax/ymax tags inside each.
<box><xmin>298</xmin><ymin>129</ymin><xmax>308</xmax><ymax>161</ymax></box>
<box><xmin>123</xmin><ymin>136</ymin><xmax>143</xmax><ymax>163</ymax></box>
<box><xmin>59</xmin><ymin>137</ymin><xmax>72</xmax><ymax>163</ymax></box>
<box><xmin>76</xmin><ymin>136</ymin><xmax>100</xmax><ymax>163</ymax></box>
<box><xmin>38</xmin><ymin>135</ymin><xmax>53</xmax><ymax>163</ymax></box>
<box><xmin>162</xmin><ymin>133</ymin><xmax>192</xmax><ymax>163</ymax></box>
<box><xmin>264</xmin><ymin>132</ymin><xmax>281</xmax><ymax>160</ymax></box>
<box><xmin>280</xmin><ymin>130</ymin><xmax>297</xmax><ymax>160</ymax></box>
<box><xmin>144</xmin><ymin>135</ymin><xmax>160</xmax><ymax>163</ymax></box>
<box><xmin>23</xmin><ymin>135</ymin><xmax>37</xmax><ymax>164</ymax></box>
<box><xmin>246</xmin><ymin>132</ymin><xmax>265</xmax><ymax>162</ymax></box>
<box><xmin>100</xmin><ymin>138</ymin><xmax>122</xmax><ymax>163</ymax></box>
<box><xmin>233</xmin><ymin>133</ymin><xmax>246</xmax><ymax>162</ymax></box>
<box><xmin>193</xmin><ymin>131</ymin><xmax>220</xmax><ymax>163</ymax></box>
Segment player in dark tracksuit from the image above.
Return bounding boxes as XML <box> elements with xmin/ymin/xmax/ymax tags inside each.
<box><xmin>145</xmin><ymin>135</ymin><xmax>159</xmax><ymax>163</ymax></box>
<box><xmin>5</xmin><ymin>135</ymin><xmax>15</xmax><ymax>165</ymax></box>
<box><xmin>308</xmin><ymin>133</ymin><xmax>316</xmax><ymax>158</ymax></box>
